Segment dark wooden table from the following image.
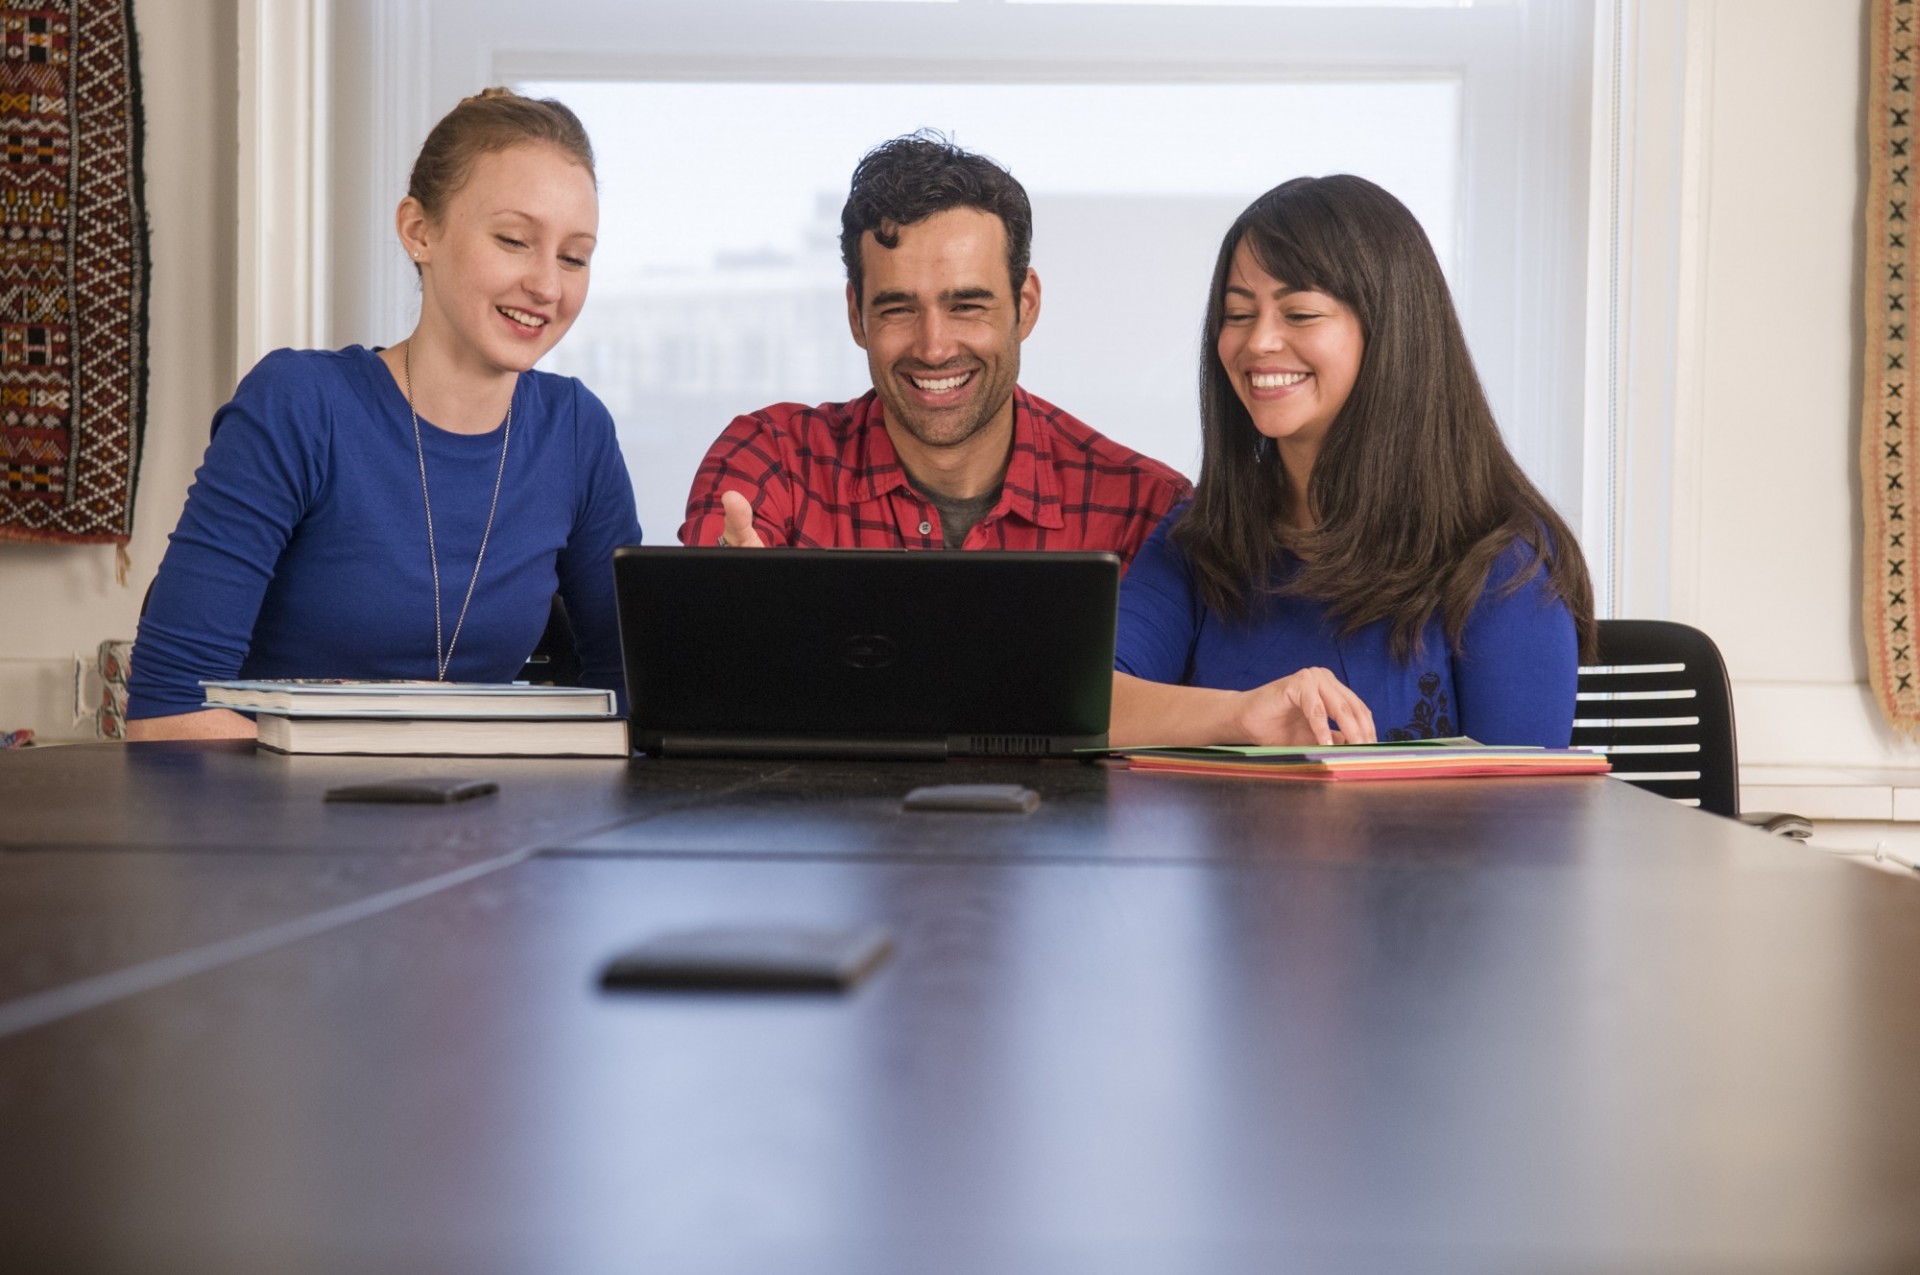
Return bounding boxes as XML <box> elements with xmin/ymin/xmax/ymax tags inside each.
<box><xmin>4</xmin><ymin>742</ymin><xmax>1919</xmax><ymax>1273</ymax></box>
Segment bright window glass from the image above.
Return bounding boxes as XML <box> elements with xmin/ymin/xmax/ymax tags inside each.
<box><xmin>1008</xmin><ymin>0</ymin><xmax>1472</xmax><ymax>6</ymax></box>
<box><xmin>521</xmin><ymin>78</ymin><xmax>1459</xmax><ymax>542</ymax></box>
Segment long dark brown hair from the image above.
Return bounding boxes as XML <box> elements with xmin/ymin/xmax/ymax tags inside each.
<box><xmin>1171</xmin><ymin>174</ymin><xmax>1596</xmax><ymax>662</ymax></box>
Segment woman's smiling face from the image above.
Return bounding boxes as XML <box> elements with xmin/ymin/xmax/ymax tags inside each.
<box><xmin>1216</xmin><ymin>240</ymin><xmax>1364</xmax><ymax>459</ymax></box>
<box><xmin>411</xmin><ymin>142</ymin><xmax>599</xmax><ymax>379</ymax></box>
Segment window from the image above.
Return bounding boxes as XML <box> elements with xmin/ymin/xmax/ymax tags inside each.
<box><xmin>332</xmin><ymin>0</ymin><xmax>1594</xmax><ymax>550</ymax></box>
<box><xmin>520</xmin><ymin>78</ymin><xmax>1459</xmax><ymax>536</ymax></box>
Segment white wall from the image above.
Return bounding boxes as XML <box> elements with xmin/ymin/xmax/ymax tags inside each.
<box><xmin>1674</xmin><ymin>0</ymin><xmax>1899</xmax><ymax>766</ymax></box>
<box><xmin>0</xmin><ymin>0</ymin><xmax>237</xmax><ymax>740</ymax></box>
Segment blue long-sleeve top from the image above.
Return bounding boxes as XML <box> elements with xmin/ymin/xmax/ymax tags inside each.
<box><xmin>128</xmin><ymin>346</ymin><xmax>643</xmax><ymax>719</ymax></box>
<box><xmin>1114</xmin><ymin>510</ymin><xmax>1579</xmax><ymax>747</ymax></box>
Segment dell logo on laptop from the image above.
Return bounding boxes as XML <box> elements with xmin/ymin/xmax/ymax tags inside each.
<box><xmin>840</xmin><ymin>634</ymin><xmax>899</xmax><ymax>669</ymax></box>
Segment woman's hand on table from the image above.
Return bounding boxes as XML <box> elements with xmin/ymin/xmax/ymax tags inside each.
<box><xmin>1235</xmin><ymin>667</ymin><xmax>1376</xmax><ymax>746</ymax></box>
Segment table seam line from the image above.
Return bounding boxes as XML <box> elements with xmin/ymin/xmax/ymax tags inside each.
<box><xmin>0</xmin><ymin>846</ymin><xmax>536</xmax><ymax>1042</ymax></box>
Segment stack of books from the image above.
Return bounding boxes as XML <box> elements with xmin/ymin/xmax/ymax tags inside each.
<box><xmin>1100</xmin><ymin>737</ymin><xmax>1610</xmax><ymax>782</ymax></box>
<box><xmin>202</xmin><ymin>679</ymin><xmax>630</xmax><ymax>758</ymax></box>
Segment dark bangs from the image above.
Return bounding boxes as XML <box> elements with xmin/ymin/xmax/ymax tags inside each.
<box><xmin>1215</xmin><ymin>181</ymin><xmax>1373</xmax><ymax>338</ymax></box>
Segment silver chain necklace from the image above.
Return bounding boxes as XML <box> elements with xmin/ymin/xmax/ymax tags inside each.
<box><xmin>403</xmin><ymin>341</ymin><xmax>512</xmax><ymax>681</ymax></box>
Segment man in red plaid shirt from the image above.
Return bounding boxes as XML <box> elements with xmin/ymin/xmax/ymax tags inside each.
<box><xmin>678</xmin><ymin>133</ymin><xmax>1189</xmax><ymax>565</ymax></box>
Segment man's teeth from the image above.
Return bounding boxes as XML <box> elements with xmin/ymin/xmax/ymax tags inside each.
<box><xmin>911</xmin><ymin>372</ymin><xmax>970</xmax><ymax>392</ymax></box>
<box><xmin>499</xmin><ymin>306</ymin><xmax>547</xmax><ymax>327</ymax></box>
<box><xmin>1251</xmin><ymin>372</ymin><xmax>1308</xmax><ymax>389</ymax></box>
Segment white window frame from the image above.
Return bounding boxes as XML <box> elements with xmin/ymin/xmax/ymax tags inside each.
<box><xmin>1585</xmin><ymin>0</ymin><xmax>1714</xmax><ymax>623</ymax></box>
<box><xmin>236</xmin><ymin>0</ymin><xmax>331</xmax><ymax>383</ymax></box>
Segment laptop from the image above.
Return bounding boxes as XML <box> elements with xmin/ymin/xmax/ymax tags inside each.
<box><xmin>613</xmin><ymin>547</ymin><xmax>1120</xmax><ymax>759</ymax></box>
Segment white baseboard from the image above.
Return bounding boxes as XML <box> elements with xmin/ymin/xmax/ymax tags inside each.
<box><xmin>1733</xmin><ymin>679</ymin><xmax>1920</xmax><ymax>769</ymax></box>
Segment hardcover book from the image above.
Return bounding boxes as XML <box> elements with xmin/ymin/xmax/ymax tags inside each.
<box><xmin>254</xmin><ymin>713</ymin><xmax>630</xmax><ymax>758</ymax></box>
<box><xmin>202</xmin><ymin>679</ymin><xmax>617</xmax><ymax>719</ymax></box>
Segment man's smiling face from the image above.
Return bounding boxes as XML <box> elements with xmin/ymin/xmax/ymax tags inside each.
<box><xmin>847</xmin><ymin>206</ymin><xmax>1040</xmax><ymax>454</ymax></box>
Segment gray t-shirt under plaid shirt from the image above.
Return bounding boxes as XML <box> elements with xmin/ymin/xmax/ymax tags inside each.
<box><xmin>910</xmin><ymin>477</ymin><xmax>1004</xmax><ymax>548</ymax></box>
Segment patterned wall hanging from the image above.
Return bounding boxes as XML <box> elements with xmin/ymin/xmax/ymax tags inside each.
<box><xmin>1868</xmin><ymin>0</ymin><xmax>1920</xmax><ymax>732</ymax></box>
<box><xmin>0</xmin><ymin>1</ymin><xmax>147</xmax><ymax>565</ymax></box>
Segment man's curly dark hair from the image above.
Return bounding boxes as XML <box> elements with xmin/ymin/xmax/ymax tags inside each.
<box><xmin>839</xmin><ymin>130</ymin><xmax>1033</xmax><ymax>306</ymax></box>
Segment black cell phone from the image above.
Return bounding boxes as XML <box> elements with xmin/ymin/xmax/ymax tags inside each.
<box><xmin>600</xmin><ymin>924</ymin><xmax>894</xmax><ymax>993</ymax></box>
<box><xmin>901</xmin><ymin>783</ymin><xmax>1040</xmax><ymax>813</ymax></box>
<box><xmin>324</xmin><ymin>778</ymin><xmax>499</xmax><ymax>804</ymax></box>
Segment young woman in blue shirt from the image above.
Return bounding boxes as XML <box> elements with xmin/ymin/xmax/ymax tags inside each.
<box><xmin>127</xmin><ymin>90</ymin><xmax>641</xmax><ymax>739</ymax></box>
<box><xmin>1112</xmin><ymin>175</ymin><xmax>1595</xmax><ymax>749</ymax></box>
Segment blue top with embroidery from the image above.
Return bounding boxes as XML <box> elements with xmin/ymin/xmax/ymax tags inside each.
<box><xmin>1114</xmin><ymin>509</ymin><xmax>1579</xmax><ymax>747</ymax></box>
<box><xmin>128</xmin><ymin>346</ymin><xmax>643</xmax><ymax>719</ymax></box>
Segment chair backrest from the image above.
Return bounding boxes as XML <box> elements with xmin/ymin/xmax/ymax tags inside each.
<box><xmin>1571</xmin><ymin>619</ymin><xmax>1738</xmax><ymax>817</ymax></box>
<box><xmin>516</xmin><ymin>594</ymin><xmax>582</xmax><ymax>687</ymax></box>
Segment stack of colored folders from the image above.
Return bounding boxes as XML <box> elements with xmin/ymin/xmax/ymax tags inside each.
<box><xmin>1102</xmin><ymin>737</ymin><xmax>1610</xmax><ymax>782</ymax></box>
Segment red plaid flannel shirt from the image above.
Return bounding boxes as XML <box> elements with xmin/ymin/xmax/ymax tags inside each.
<box><xmin>679</xmin><ymin>387</ymin><xmax>1190</xmax><ymax>566</ymax></box>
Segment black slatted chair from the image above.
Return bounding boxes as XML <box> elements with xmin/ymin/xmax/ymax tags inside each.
<box><xmin>517</xmin><ymin>594</ymin><xmax>582</xmax><ymax>687</ymax></box>
<box><xmin>1572</xmin><ymin>619</ymin><xmax>1808</xmax><ymax>838</ymax></box>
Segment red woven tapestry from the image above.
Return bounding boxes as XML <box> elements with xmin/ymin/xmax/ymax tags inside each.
<box><xmin>0</xmin><ymin>1</ymin><xmax>147</xmax><ymax>551</ymax></box>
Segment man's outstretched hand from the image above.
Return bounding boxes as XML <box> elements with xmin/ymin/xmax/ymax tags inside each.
<box><xmin>718</xmin><ymin>491</ymin><xmax>766</xmax><ymax>549</ymax></box>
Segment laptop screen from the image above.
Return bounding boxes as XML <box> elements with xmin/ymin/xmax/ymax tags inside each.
<box><xmin>613</xmin><ymin>547</ymin><xmax>1119</xmax><ymax>759</ymax></box>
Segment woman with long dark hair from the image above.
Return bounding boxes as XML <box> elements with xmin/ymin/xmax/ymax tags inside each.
<box><xmin>1111</xmin><ymin>175</ymin><xmax>1594</xmax><ymax>748</ymax></box>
